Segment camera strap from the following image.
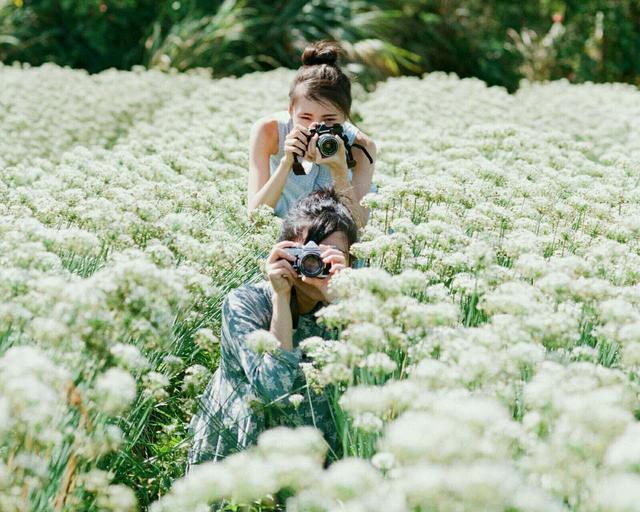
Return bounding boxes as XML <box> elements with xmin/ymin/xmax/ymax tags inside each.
<box><xmin>350</xmin><ymin>143</ymin><xmax>374</xmax><ymax>164</ymax></box>
<box><xmin>290</xmin><ymin>287</ymin><xmax>300</xmax><ymax>330</ymax></box>
<box><xmin>346</xmin><ymin>141</ymin><xmax>374</xmax><ymax>169</ymax></box>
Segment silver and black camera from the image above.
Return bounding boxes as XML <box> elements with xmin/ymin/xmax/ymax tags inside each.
<box><xmin>310</xmin><ymin>122</ymin><xmax>344</xmax><ymax>158</ymax></box>
<box><xmin>284</xmin><ymin>241</ymin><xmax>330</xmax><ymax>278</ymax></box>
<box><xmin>292</xmin><ymin>122</ymin><xmax>354</xmax><ymax>176</ymax></box>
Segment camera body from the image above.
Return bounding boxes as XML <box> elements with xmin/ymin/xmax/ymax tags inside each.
<box><xmin>284</xmin><ymin>241</ymin><xmax>330</xmax><ymax>278</ymax></box>
<box><xmin>309</xmin><ymin>122</ymin><xmax>345</xmax><ymax>158</ymax></box>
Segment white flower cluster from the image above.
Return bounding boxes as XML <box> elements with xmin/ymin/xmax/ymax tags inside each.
<box><xmin>150</xmin><ymin>426</ymin><xmax>327</xmax><ymax>511</ymax></box>
<box><xmin>0</xmin><ymin>64</ymin><xmax>290</xmax><ymax>509</ymax></box>
<box><xmin>3</xmin><ymin>63</ymin><xmax>640</xmax><ymax>510</ymax></box>
<box><xmin>169</xmin><ymin>72</ymin><xmax>640</xmax><ymax>510</ymax></box>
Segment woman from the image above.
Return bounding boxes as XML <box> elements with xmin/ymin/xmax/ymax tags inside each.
<box><xmin>187</xmin><ymin>188</ymin><xmax>357</xmax><ymax>470</ymax></box>
<box><xmin>247</xmin><ymin>40</ymin><xmax>377</xmax><ymax>228</ymax></box>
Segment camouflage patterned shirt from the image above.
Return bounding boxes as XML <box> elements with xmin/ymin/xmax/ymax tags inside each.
<box><xmin>187</xmin><ymin>280</ymin><xmax>337</xmax><ymax>471</ymax></box>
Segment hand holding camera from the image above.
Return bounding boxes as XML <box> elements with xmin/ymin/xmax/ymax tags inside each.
<box><xmin>305</xmin><ymin>123</ymin><xmax>348</xmax><ymax>173</ymax></box>
<box><xmin>285</xmin><ymin>240</ymin><xmax>332</xmax><ymax>278</ymax></box>
<box><xmin>293</xmin><ymin>241</ymin><xmax>347</xmax><ymax>302</ymax></box>
<box><xmin>266</xmin><ymin>240</ymin><xmax>348</xmax><ymax>300</ymax></box>
<box><xmin>283</xmin><ymin>124</ymin><xmax>312</xmax><ymax>165</ymax></box>
<box><xmin>265</xmin><ymin>240</ymin><xmax>300</xmax><ymax>296</ymax></box>
<box><xmin>291</xmin><ymin>122</ymin><xmax>353</xmax><ymax>176</ymax></box>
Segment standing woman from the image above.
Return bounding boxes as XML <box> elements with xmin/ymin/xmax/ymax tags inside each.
<box><xmin>247</xmin><ymin>40</ymin><xmax>377</xmax><ymax>228</ymax></box>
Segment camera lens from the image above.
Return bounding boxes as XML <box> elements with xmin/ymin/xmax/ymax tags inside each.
<box><xmin>299</xmin><ymin>253</ymin><xmax>324</xmax><ymax>277</ymax></box>
<box><xmin>317</xmin><ymin>134</ymin><xmax>338</xmax><ymax>157</ymax></box>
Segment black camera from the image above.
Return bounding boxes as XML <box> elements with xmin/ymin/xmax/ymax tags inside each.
<box><xmin>284</xmin><ymin>241</ymin><xmax>330</xmax><ymax>278</ymax></box>
<box><xmin>292</xmin><ymin>123</ymin><xmax>352</xmax><ymax>176</ymax></box>
<box><xmin>290</xmin><ymin>121</ymin><xmax>374</xmax><ymax>176</ymax></box>
<box><xmin>310</xmin><ymin>123</ymin><xmax>344</xmax><ymax>158</ymax></box>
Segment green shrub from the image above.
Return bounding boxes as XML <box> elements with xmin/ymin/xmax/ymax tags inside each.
<box><xmin>1</xmin><ymin>0</ymin><xmax>639</xmax><ymax>91</ymax></box>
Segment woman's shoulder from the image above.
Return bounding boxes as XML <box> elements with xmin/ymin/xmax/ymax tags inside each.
<box><xmin>353</xmin><ymin>130</ymin><xmax>377</xmax><ymax>155</ymax></box>
<box><xmin>251</xmin><ymin>116</ymin><xmax>280</xmax><ymax>153</ymax></box>
<box><xmin>250</xmin><ymin>112</ymin><xmax>288</xmax><ymax>155</ymax></box>
<box><xmin>251</xmin><ymin>115</ymin><xmax>279</xmax><ymax>138</ymax></box>
<box><xmin>252</xmin><ymin>111</ymin><xmax>289</xmax><ymax>131</ymax></box>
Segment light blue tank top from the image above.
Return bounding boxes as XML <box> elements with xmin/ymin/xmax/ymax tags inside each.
<box><xmin>269</xmin><ymin>111</ymin><xmax>361</xmax><ymax>218</ymax></box>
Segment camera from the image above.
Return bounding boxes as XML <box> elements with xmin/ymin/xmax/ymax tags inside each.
<box><xmin>284</xmin><ymin>241</ymin><xmax>330</xmax><ymax>278</ymax></box>
<box><xmin>291</xmin><ymin>123</ymin><xmax>353</xmax><ymax>176</ymax></box>
<box><xmin>290</xmin><ymin>121</ymin><xmax>374</xmax><ymax>176</ymax></box>
<box><xmin>309</xmin><ymin>122</ymin><xmax>344</xmax><ymax>158</ymax></box>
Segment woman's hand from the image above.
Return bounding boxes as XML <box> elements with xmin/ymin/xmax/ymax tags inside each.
<box><xmin>300</xmin><ymin>244</ymin><xmax>348</xmax><ymax>302</ymax></box>
<box><xmin>283</xmin><ymin>124</ymin><xmax>312</xmax><ymax>164</ymax></box>
<box><xmin>265</xmin><ymin>241</ymin><xmax>300</xmax><ymax>296</ymax></box>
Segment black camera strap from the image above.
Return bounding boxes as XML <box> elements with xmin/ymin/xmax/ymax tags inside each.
<box><xmin>290</xmin><ymin>287</ymin><xmax>300</xmax><ymax>329</ymax></box>
<box><xmin>347</xmin><ymin>142</ymin><xmax>374</xmax><ymax>167</ymax></box>
<box><xmin>292</xmin><ymin>157</ymin><xmax>307</xmax><ymax>175</ymax></box>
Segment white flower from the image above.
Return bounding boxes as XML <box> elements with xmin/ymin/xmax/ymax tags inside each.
<box><xmin>162</xmin><ymin>354</ymin><xmax>185</xmax><ymax>375</ymax></box>
<box><xmin>257</xmin><ymin>426</ymin><xmax>327</xmax><ymax>461</ymax></box>
<box><xmin>143</xmin><ymin>371</ymin><xmax>170</xmax><ymax>401</ymax></box>
<box><xmin>604</xmin><ymin>424</ymin><xmax>640</xmax><ymax>469</ymax></box>
<box><xmin>360</xmin><ymin>353</ymin><xmax>397</xmax><ymax>375</ymax></box>
<box><xmin>182</xmin><ymin>364</ymin><xmax>210</xmax><ymax>396</ymax></box>
<box><xmin>342</xmin><ymin>323</ymin><xmax>387</xmax><ymax>352</ymax></box>
<box><xmin>371</xmin><ymin>451</ymin><xmax>396</xmax><ymax>471</ymax></box>
<box><xmin>96</xmin><ymin>484</ymin><xmax>137</xmax><ymax>512</ymax></box>
<box><xmin>593</xmin><ymin>473</ymin><xmax>640</xmax><ymax>511</ymax></box>
<box><xmin>245</xmin><ymin>329</ymin><xmax>281</xmax><ymax>354</ymax></box>
<box><xmin>320</xmin><ymin>363</ymin><xmax>352</xmax><ymax>385</ymax></box>
<box><xmin>288</xmin><ymin>393</ymin><xmax>304</xmax><ymax>409</ymax></box>
<box><xmin>353</xmin><ymin>412</ymin><xmax>384</xmax><ymax>433</ymax></box>
<box><xmin>79</xmin><ymin>469</ymin><xmax>114</xmax><ymax>493</ymax></box>
<box><xmin>339</xmin><ymin>385</ymin><xmax>394</xmax><ymax>417</ymax></box>
<box><xmin>621</xmin><ymin>341</ymin><xmax>640</xmax><ymax>368</ymax></box>
<box><xmin>193</xmin><ymin>327</ymin><xmax>219</xmax><ymax>352</ymax></box>
<box><xmin>0</xmin><ymin>396</ymin><xmax>10</xmax><ymax>434</ymax></box>
<box><xmin>93</xmin><ymin>368</ymin><xmax>137</xmax><ymax>416</ymax></box>
<box><xmin>110</xmin><ymin>343</ymin><xmax>150</xmax><ymax>372</ymax></box>
<box><xmin>321</xmin><ymin>458</ymin><xmax>382</xmax><ymax>501</ymax></box>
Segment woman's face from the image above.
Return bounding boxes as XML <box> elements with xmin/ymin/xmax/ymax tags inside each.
<box><xmin>289</xmin><ymin>90</ymin><xmax>346</xmax><ymax>129</ymax></box>
<box><xmin>292</xmin><ymin>230</ymin><xmax>350</xmax><ymax>302</ymax></box>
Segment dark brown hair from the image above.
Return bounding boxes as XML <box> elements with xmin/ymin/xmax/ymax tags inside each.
<box><xmin>279</xmin><ymin>188</ymin><xmax>358</xmax><ymax>252</ymax></box>
<box><xmin>289</xmin><ymin>40</ymin><xmax>352</xmax><ymax>119</ymax></box>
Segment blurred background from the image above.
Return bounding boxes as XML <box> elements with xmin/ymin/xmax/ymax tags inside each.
<box><xmin>1</xmin><ymin>0</ymin><xmax>638</xmax><ymax>92</ymax></box>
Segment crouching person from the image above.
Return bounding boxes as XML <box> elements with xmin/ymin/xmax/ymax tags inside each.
<box><xmin>187</xmin><ymin>187</ymin><xmax>357</xmax><ymax>471</ymax></box>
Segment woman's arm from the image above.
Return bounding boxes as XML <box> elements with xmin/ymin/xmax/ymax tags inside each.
<box><xmin>350</xmin><ymin>132</ymin><xmax>377</xmax><ymax>222</ymax></box>
<box><xmin>247</xmin><ymin>118</ymin><xmax>310</xmax><ymax>215</ymax></box>
<box><xmin>270</xmin><ymin>290</ymin><xmax>294</xmax><ymax>350</ymax></box>
<box><xmin>265</xmin><ymin>240</ymin><xmax>298</xmax><ymax>350</ymax></box>
<box><xmin>221</xmin><ymin>287</ymin><xmax>302</xmax><ymax>404</ymax></box>
<box><xmin>247</xmin><ymin>117</ymin><xmax>287</xmax><ymax>214</ymax></box>
<box><xmin>328</xmin><ymin>132</ymin><xmax>377</xmax><ymax>228</ymax></box>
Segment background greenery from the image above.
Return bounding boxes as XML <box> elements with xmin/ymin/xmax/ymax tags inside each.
<box><xmin>1</xmin><ymin>0</ymin><xmax>639</xmax><ymax>91</ymax></box>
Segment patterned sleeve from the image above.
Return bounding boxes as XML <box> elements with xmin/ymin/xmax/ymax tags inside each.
<box><xmin>221</xmin><ymin>285</ymin><xmax>303</xmax><ymax>405</ymax></box>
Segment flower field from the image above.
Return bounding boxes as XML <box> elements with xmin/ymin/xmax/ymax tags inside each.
<box><xmin>2</xmin><ymin>62</ymin><xmax>640</xmax><ymax>512</ymax></box>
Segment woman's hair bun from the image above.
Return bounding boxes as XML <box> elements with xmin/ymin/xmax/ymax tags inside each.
<box><xmin>301</xmin><ymin>40</ymin><xmax>341</xmax><ymax>67</ymax></box>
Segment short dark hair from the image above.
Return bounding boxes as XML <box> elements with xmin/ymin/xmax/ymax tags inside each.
<box><xmin>279</xmin><ymin>188</ymin><xmax>358</xmax><ymax>250</ymax></box>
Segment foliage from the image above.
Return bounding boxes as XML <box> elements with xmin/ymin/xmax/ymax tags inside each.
<box><xmin>1</xmin><ymin>0</ymin><xmax>639</xmax><ymax>90</ymax></box>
